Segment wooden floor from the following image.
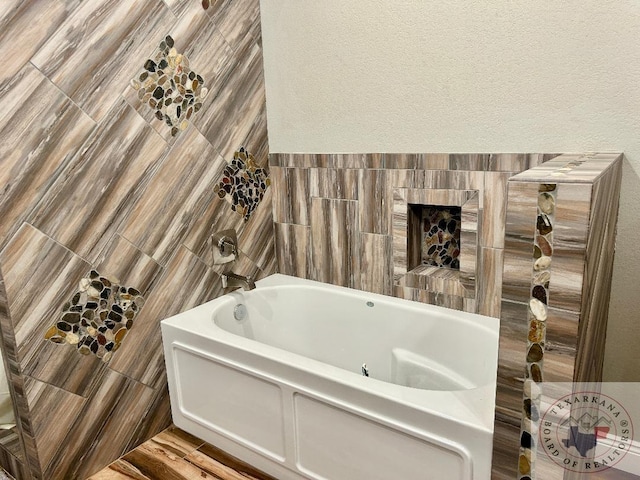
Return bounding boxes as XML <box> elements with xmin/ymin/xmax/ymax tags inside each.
<box><xmin>88</xmin><ymin>426</ymin><xmax>275</xmax><ymax>480</ymax></box>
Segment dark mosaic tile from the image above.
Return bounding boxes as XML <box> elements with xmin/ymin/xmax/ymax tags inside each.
<box><xmin>44</xmin><ymin>270</ymin><xmax>145</xmax><ymax>362</ymax></box>
<box><xmin>421</xmin><ymin>206</ymin><xmax>461</xmax><ymax>270</ymax></box>
<box><xmin>214</xmin><ymin>147</ymin><xmax>270</xmax><ymax>221</ymax></box>
<box><xmin>131</xmin><ymin>36</ymin><xmax>208</xmax><ymax>137</ymax></box>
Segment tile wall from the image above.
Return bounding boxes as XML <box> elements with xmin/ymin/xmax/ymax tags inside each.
<box><xmin>270</xmin><ymin>153</ymin><xmax>559</xmax><ymax>316</ymax></box>
<box><xmin>0</xmin><ymin>1</ymin><xmax>273</xmax><ymax>479</ymax></box>
<box><xmin>493</xmin><ymin>153</ymin><xmax>623</xmax><ymax>479</ymax></box>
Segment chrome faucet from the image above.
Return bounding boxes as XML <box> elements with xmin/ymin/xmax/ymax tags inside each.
<box><xmin>221</xmin><ymin>271</ymin><xmax>256</xmax><ymax>291</ymax></box>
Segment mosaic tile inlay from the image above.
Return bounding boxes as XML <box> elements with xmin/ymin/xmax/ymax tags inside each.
<box><xmin>131</xmin><ymin>36</ymin><xmax>208</xmax><ymax>137</ymax></box>
<box><xmin>421</xmin><ymin>206</ymin><xmax>461</xmax><ymax>269</ymax></box>
<box><xmin>517</xmin><ymin>183</ymin><xmax>557</xmax><ymax>479</ymax></box>
<box><xmin>214</xmin><ymin>147</ymin><xmax>270</xmax><ymax>221</ymax></box>
<box><xmin>45</xmin><ymin>270</ymin><xmax>145</xmax><ymax>362</ymax></box>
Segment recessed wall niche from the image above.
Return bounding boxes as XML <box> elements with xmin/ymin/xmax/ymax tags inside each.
<box><xmin>393</xmin><ymin>188</ymin><xmax>479</xmax><ymax>303</ymax></box>
<box><xmin>408</xmin><ymin>204</ymin><xmax>462</xmax><ymax>270</ymax></box>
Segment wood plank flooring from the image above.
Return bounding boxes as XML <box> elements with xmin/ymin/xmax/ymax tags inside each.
<box><xmin>87</xmin><ymin>426</ymin><xmax>275</xmax><ymax>480</ymax></box>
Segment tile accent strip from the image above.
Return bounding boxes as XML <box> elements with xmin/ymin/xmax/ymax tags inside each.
<box><xmin>131</xmin><ymin>36</ymin><xmax>208</xmax><ymax>137</ymax></box>
<box><xmin>214</xmin><ymin>147</ymin><xmax>270</xmax><ymax>221</ymax></box>
<box><xmin>45</xmin><ymin>270</ymin><xmax>145</xmax><ymax>362</ymax></box>
<box><xmin>516</xmin><ymin>183</ymin><xmax>556</xmax><ymax>479</ymax></box>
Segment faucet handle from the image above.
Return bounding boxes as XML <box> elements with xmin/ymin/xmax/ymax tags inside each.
<box><xmin>211</xmin><ymin>229</ymin><xmax>238</xmax><ymax>265</ymax></box>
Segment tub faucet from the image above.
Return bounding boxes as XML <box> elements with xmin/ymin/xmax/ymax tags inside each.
<box><xmin>221</xmin><ymin>271</ymin><xmax>256</xmax><ymax>291</ymax></box>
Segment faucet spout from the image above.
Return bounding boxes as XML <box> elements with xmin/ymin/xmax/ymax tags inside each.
<box><xmin>221</xmin><ymin>271</ymin><xmax>256</xmax><ymax>291</ymax></box>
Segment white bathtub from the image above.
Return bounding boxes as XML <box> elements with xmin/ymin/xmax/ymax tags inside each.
<box><xmin>161</xmin><ymin>274</ymin><xmax>499</xmax><ymax>480</ymax></box>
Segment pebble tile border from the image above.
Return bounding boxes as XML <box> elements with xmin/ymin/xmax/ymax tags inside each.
<box><xmin>131</xmin><ymin>35</ymin><xmax>208</xmax><ymax>137</ymax></box>
<box><xmin>517</xmin><ymin>183</ymin><xmax>557</xmax><ymax>479</ymax></box>
<box><xmin>422</xmin><ymin>206</ymin><xmax>461</xmax><ymax>269</ymax></box>
<box><xmin>214</xmin><ymin>147</ymin><xmax>270</xmax><ymax>221</ymax></box>
<box><xmin>45</xmin><ymin>270</ymin><xmax>145</xmax><ymax>362</ymax></box>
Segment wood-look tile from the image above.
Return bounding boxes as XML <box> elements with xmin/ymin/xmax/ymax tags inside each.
<box><xmin>502</xmin><ymin>181</ymin><xmax>539</xmax><ymax>303</ymax></box>
<box><xmin>482</xmin><ymin>172</ymin><xmax>511</xmax><ymax>249</ymax></box>
<box><xmin>0</xmin><ymin>224</ymin><xmax>106</xmax><ymax>397</ymax></box>
<box><xmin>575</xmin><ymin>160</ymin><xmax>622</xmax><ymax>384</ymax></box>
<box><xmin>108</xmin><ymin>246</ymin><xmax>223</xmax><ymax>387</ymax></box>
<box><xmin>31</xmin><ymin>0</ymin><xmax>176</xmax><ymax>122</ymax></box>
<box><xmin>495</xmin><ymin>300</ymin><xmax>528</xmax><ymax>409</ymax></box>
<box><xmin>477</xmin><ymin>247</ymin><xmax>504</xmax><ymax>318</ymax></box>
<box><xmin>122</xmin><ymin>2</ymin><xmax>235</xmax><ymax>142</ymax></box>
<box><xmin>416</xmin><ymin>154</ymin><xmax>450</xmax><ymax>170</ymax></box>
<box><xmin>270</xmin><ymin>167</ymin><xmax>309</xmax><ymax>225</ymax></box>
<box><xmin>509</xmin><ymin>153</ymin><xmax>623</xmax><ymax>183</ymax></box>
<box><xmin>358</xmin><ymin>169</ymin><xmax>391</xmax><ymax>235</ymax></box>
<box><xmin>192</xmin><ymin>42</ymin><xmax>265</xmax><ymax>162</ymax></box>
<box><xmin>449</xmin><ymin>154</ymin><xmax>489</xmax><ymax>171</ymax></box>
<box><xmin>23</xmin><ymin>377</ymin><xmax>85</xmax><ymax>472</ymax></box>
<box><xmin>45</xmin><ymin>370</ymin><xmax>155</xmax><ymax>480</ymax></box>
<box><xmin>548</xmin><ymin>183</ymin><xmax>591</xmax><ymax>312</ymax></box>
<box><xmin>125</xmin><ymin>384</ymin><xmax>172</xmax><ymax>454</ymax></box>
<box><xmin>29</xmin><ymin>99</ymin><xmax>169</xmax><ymax>263</ymax></box>
<box><xmin>118</xmin><ymin>127</ymin><xmax>225</xmax><ymax>266</ymax></box>
<box><xmin>237</xmin><ymin>188</ymin><xmax>275</xmax><ymax>271</ymax></box>
<box><xmin>0</xmin><ymin>0</ymin><xmax>82</xmax><ymax>89</ymax></box>
<box><xmin>187</xmin><ymin>442</ymin><xmax>277</xmax><ymax>480</ymax></box>
<box><xmin>310</xmin><ymin>198</ymin><xmax>359</xmax><ymax>288</ymax></box>
<box><xmin>274</xmin><ymin>223</ymin><xmax>310</xmax><ymax>278</ymax></box>
<box><xmin>359</xmin><ymin>234</ymin><xmax>393</xmax><ymax>295</ymax></box>
<box><xmin>309</xmin><ymin>168</ymin><xmax>359</xmax><ymax>200</ymax></box>
<box><xmin>491</xmin><ymin>420</ymin><xmax>520</xmax><ymax>480</ymax></box>
<box><xmin>544</xmin><ymin>307</ymin><xmax>579</xmax><ymax>383</ymax></box>
<box><xmin>389</xmin><ymin>168</ymin><xmax>425</xmax><ymax>189</ymax></box>
<box><xmin>0</xmin><ymin>65</ymin><xmax>95</xmax><ymax>251</ymax></box>
<box><xmin>95</xmin><ymin>236</ymin><xmax>163</xmax><ymax>297</ymax></box>
<box><xmin>423</xmin><ymin>170</ymin><xmax>484</xmax><ymax>207</ymax></box>
<box><xmin>459</xmin><ymin>192</ymin><xmax>479</xmax><ymax>293</ymax></box>
<box><xmin>205</xmin><ymin>0</ymin><xmax>261</xmax><ymax>56</ymax></box>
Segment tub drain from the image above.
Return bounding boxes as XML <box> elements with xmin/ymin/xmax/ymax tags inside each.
<box><xmin>234</xmin><ymin>304</ymin><xmax>247</xmax><ymax>321</ymax></box>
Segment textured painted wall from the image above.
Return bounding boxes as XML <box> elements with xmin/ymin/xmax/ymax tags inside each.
<box><xmin>0</xmin><ymin>1</ymin><xmax>273</xmax><ymax>479</ymax></box>
<box><xmin>259</xmin><ymin>0</ymin><xmax>640</xmax><ymax>382</ymax></box>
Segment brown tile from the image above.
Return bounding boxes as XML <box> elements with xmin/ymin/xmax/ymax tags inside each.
<box><xmin>237</xmin><ymin>188</ymin><xmax>275</xmax><ymax>271</ymax></box>
<box><xmin>0</xmin><ymin>0</ymin><xmax>83</xmax><ymax>88</ymax></box>
<box><xmin>270</xmin><ymin>167</ymin><xmax>310</xmax><ymax>225</ymax></box>
<box><xmin>548</xmin><ymin>183</ymin><xmax>591</xmax><ymax>312</ymax></box>
<box><xmin>108</xmin><ymin>246</ymin><xmax>223</xmax><ymax>387</ymax></box>
<box><xmin>309</xmin><ymin>168</ymin><xmax>359</xmax><ymax>200</ymax></box>
<box><xmin>118</xmin><ymin>127</ymin><xmax>224</xmax><ymax>265</ymax></box>
<box><xmin>0</xmin><ymin>64</ymin><xmax>95</xmax><ymax>251</ymax></box>
<box><xmin>482</xmin><ymin>172</ymin><xmax>511</xmax><ymax>249</ymax></box>
<box><xmin>310</xmin><ymin>198</ymin><xmax>359</xmax><ymax>288</ymax></box>
<box><xmin>449</xmin><ymin>154</ymin><xmax>489</xmax><ymax>171</ymax></box>
<box><xmin>30</xmin><ymin>99</ymin><xmax>169</xmax><ymax>263</ymax></box>
<box><xmin>358</xmin><ymin>169</ymin><xmax>391</xmax><ymax>235</ymax></box>
<box><xmin>188</xmin><ymin>442</ymin><xmax>277</xmax><ymax>480</ymax></box>
<box><xmin>274</xmin><ymin>223</ymin><xmax>310</xmax><ymax>278</ymax></box>
<box><xmin>45</xmin><ymin>370</ymin><xmax>156</xmax><ymax>480</ymax></box>
<box><xmin>205</xmin><ymin>0</ymin><xmax>262</xmax><ymax>56</ymax></box>
<box><xmin>359</xmin><ymin>234</ymin><xmax>393</xmax><ymax>295</ymax></box>
<box><xmin>23</xmin><ymin>377</ymin><xmax>85</xmax><ymax>471</ymax></box>
<box><xmin>477</xmin><ymin>247</ymin><xmax>504</xmax><ymax>318</ymax></box>
<box><xmin>31</xmin><ymin>0</ymin><xmax>176</xmax><ymax>122</ymax></box>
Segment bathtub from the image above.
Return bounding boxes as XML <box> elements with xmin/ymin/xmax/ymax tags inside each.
<box><xmin>161</xmin><ymin>274</ymin><xmax>499</xmax><ymax>480</ymax></box>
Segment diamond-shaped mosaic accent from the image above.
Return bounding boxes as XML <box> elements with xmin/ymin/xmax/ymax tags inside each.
<box><xmin>45</xmin><ymin>270</ymin><xmax>145</xmax><ymax>362</ymax></box>
<box><xmin>131</xmin><ymin>35</ymin><xmax>208</xmax><ymax>137</ymax></box>
<box><xmin>214</xmin><ymin>147</ymin><xmax>270</xmax><ymax>221</ymax></box>
<box><xmin>422</xmin><ymin>206</ymin><xmax>461</xmax><ymax>269</ymax></box>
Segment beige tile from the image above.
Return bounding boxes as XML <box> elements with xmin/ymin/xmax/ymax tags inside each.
<box><xmin>205</xmin><ymin>0</ymin><xmax>262</xmax><ymax>56</ymax></box>
<box><xmin>477</xmin><ymin>248</ymin><xmax>504</xmax><ymax>318</ymax></box>
<box><xmin>309</xmin><ymin>168</ymin><xmax>359</xmax><ymax>200</ymax></box>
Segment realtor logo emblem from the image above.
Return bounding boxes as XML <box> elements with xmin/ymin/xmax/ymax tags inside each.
<box><xmin>540</xmin><ymin>391</ymin><xmax>633</xmax><ymax>473</ymax></box>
